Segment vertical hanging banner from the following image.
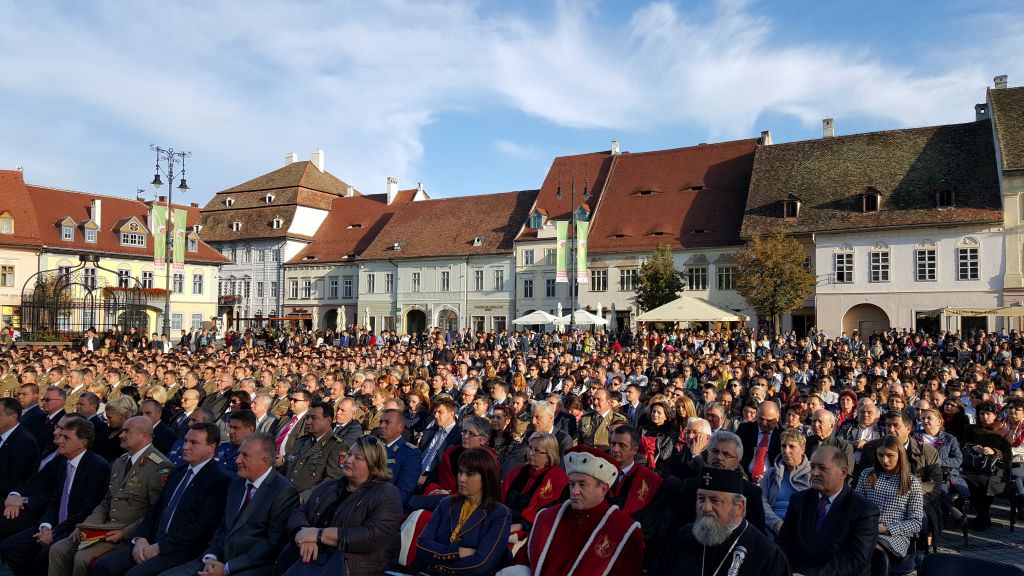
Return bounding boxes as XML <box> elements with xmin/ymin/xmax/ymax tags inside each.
<box><xmin>172</xmin><ymin>208</ymin><xmax>188</xmax><ymax>269</ymax></box>
<box><xmin>151</xmin><ymin>205</ymin><xmax>167</xmax><ymax>266</ymax></box>
<box><xmin>576</xmin><ymin>220</ymin><xmax>589</xmax><ymax>283</ymax></box>
<box><xmin>555</xmin><ymin>220</ymin><xmax>569</xmax><ymax>283</ymax></box>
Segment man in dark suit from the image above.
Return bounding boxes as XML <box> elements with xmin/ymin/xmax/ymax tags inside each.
<box><xmin>92</xmin><ymin>422</ymin><xmax>232</xmax><ymax>576</ymax></box>
<box><xmin>273</xmin><ymin>390</ymin><xmax>311</xmax><ymax>468</ymax></box>
<box><xmin>0</xmin><ymin>397</ymin><xmax>41</xmax><ymax>499</ymax></box>
<box><xmin>199</xmin><ymin>373</ymin><xmax>234</xmax><ymax>422</ymax></box>
<box><xmin>333</xmin><ymin>397</ymin><xmax>364</xmax><ymax>447</ymax></box>
<box><xmin>37</xmin><ymin>386</ymin><xmax>68</xmax><ymax>455</ymax></box>
<box><xmin>0</xmin><ymin>416</ymin><xmax>111</xmax><ymax>576</ymax></box>
<box><xmin>140</xmin><ymin>399</ymin><xmax>176</xmax><ymax>456</ymax></box>
<box><xmin>417</xmin><ymin>398</ymin><xmax>462</xmax><ymax>486</ymax></box>
<box><xmin>779</xmin><ymin>445</ymin><xmax>879</xmax><ymax>576</ymax></box>
<box><xmin>378</xmin><ymin>408</ymin><xmax>422</xmax><ymax>505</ymax></box>
<box><xmin>16</xmin><ymin>384</ymin><xmax>46</xmax><ymax>444</ymax></box>
<box><xmin>736</xmin><ymin>400</ymin><xmax>781</xmax><ymax>484</ymax></box>
<box><xmin>161</xmin><ymin>433</ymin><xmax>298</xmax><ymax>576</ymax></box>
<box><xmin>529</xmin><ymin>400</ymin><xmax>574</xmax><ymax>454</ymax></box>
<box><xmin>172</xmin><ymin>389</ymin><xmax>202</xmax><ymax>439</ymax></box>
<box><xmin>73</xmin><ymin>391</ymin><xmax>109</xmax><ymax>445</ymax></box>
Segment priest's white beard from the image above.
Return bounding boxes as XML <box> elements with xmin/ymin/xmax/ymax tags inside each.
<box><xmin>692</xmin><ymin>516</ymin><xmax>741</xmax><ymax>547</ymax></box>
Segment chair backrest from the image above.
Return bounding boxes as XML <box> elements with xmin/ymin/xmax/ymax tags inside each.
<box><xmin>920</xmin><ymin>553</ymin><xmax>1024</xmax><ymax>576</ymax></box>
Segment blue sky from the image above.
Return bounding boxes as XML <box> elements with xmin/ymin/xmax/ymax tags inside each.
<box><xmin>0</xmin><ymin>0</ymin><xmax>1021</xmax><ymax>204</ymax></box>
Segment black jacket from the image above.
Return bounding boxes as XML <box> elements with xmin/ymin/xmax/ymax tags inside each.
<box><xmin>778</xmin><ymin>486</ymin><xmax>880</xmax><ymax>576</ymax></box>
<box><xmin>40</xmin><ymin>450</ymin><xmax>111</xmax><ymax>540</ymax></box>
<box><xmin>0</xmin><ymin>424</ymin><xmax>40</xmax><ymax>498</ymax></box>
<box><xmin>136</xmin><ymin>460</ymin><xmax>232</xmax><ymax>559</ymax></box>
<box><xmin>736</xmin><ymin>421</ymin><xmax>781</xmax><ymax>476</ymax></box>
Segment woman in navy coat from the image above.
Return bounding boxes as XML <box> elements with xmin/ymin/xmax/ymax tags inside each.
<box><xmin>416</xmin><ymin>448</ymin><xmax>512</xmax><ymax>575</ymax></box>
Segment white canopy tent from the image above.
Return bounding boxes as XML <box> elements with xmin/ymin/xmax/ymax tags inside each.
<box><xmin>511</xmin><ymin>310</ymin><xmax>561</xmax><ymax>326</ymax></box>
<box><xmin>635</xmin><ymin>296</ymin><xmax>749</xmax><ymax>323</ymax></box>
<box><xmin>556</xmin><ymin>310</ymin><xmax>609</xmax><ymax>326</ymax></box>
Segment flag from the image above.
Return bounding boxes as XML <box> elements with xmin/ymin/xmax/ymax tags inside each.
<box><xmin>172</xmin><ymin>208</ymin><xmax>187</xmax><ymax>269</ymax></box>
<box><xmin>555</xmin><ymin>220</ymin><xmax>569</xmax><ymax>283</ymax></box>
<box><xmin>576</xmin><ymin>220</ymin><xmax>589</xmax><ymax>283</ymax></box>
<box><xmin>151</xmin><ymin>205</ymin><xmax>167</xmax><ymax>266</ymax></box>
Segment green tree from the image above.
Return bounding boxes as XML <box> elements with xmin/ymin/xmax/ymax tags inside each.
<box><xmin>635</xmin><ymin>244</ymin><xmax>684</xmax><ymax>312</ymax></box>
<box><xmin>735</xmin><ymin>234</ymin><xmax>816</xmax><ymax>334</ymax></box>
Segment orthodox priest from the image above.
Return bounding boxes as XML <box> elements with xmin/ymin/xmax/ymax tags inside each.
<box><xmin>527</xmin><ymin>445</ymin><xmax>644</xmax><ymax>576</ymax></box>
<box><xmin>652</xmin><ymin>467</ymin><xmax>790</xmax><ymax>576</ymax></box>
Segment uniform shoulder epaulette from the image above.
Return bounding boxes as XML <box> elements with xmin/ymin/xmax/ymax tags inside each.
<box><xmin>147</xmin><ymin>452</ymin><xmax>168</xmax><ymax>465</ymax></box>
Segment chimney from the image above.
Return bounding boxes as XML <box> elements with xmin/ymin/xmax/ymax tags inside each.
<box><xmin>759</xmin><ymin>130</ymin><xmax>773</xmax><ymax>145</ymax></box>
<box><xmin>994</xmin><ymin>75</ymin><xmax>1008</xmax><ymax>89</ymax></box>
<box><xmin>91</xmin><ymin>199</ymin><xmax>102</xmax><ymax>226</ymax></box>
<box><xmin>822</xmin><ymin>118</ymin><xmax>835</xmax><ymax>138</ymax></box>
<box><xmin>346</xmin><ymin>185</ymin><xmax>355</xmax><ymax>198</ymax></box>
<box><xmin>386</xmin><ymin>176</ymin><xmax>399</xmax><ymax>205</ymax></box>
<box><xmin>158</xmin><ymin>195</ymin><xmax>167</xmax><ymax>203</ymax></box>
<box><xmin>285</xmin><ymin>152</ymin><xmax>298</xmax><ymax>166</ymax></box>
<box><xmin>190</xmin><ymin>202</ymin><xmax>199</xmax><ymax>207</ymax></box>
<box><xmin>976</xmin><ymin>103</ymin><xmax>990</xmax><ymax>121</ymax></box>
<box><xmin>311</xmin><ymin>148</ymin><xmax>325</xmax><ymax>172</ymax></box>
<box><xmin>611</xmin><ymin>140</ymin><xmax>621</xmax><ymax>155</ymax></box>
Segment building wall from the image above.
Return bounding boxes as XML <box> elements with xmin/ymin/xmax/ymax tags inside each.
<box><xmin>0</xmin><ymin>246</ymin><xmax>39</xmax><ymax>327</ymax></box>
<box><xmin>214</xmin><ymin>239</ymin><xmax>288</xmax><ymax>318</ymax></box>
<box><xmin>283</xmin><ymin>263</ymin><xmax>359</xmax><ymax>329</ymax></box>
<box><xmin>814</xmin><ymin>226</ymin><xmax>1004</xmax><ymax>335</ymax></box>
<box><xmin>357</xmin><ymin>255</ymin><xmax>515</xmax><ymax>333</ymax></box>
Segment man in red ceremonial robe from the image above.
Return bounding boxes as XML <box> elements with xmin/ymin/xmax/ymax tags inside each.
<box><xmin>608</xmin><ymin>426</ymin><xmax>663</xmax><ymax>517</ymax></box>
<box><xmin>527</xmin><ymin>445</ymin><xmax>644</xmax><ymax>576</ymax></box>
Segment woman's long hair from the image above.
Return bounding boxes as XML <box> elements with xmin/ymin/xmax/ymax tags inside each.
<box><xmin>870</xmin><ymin>434</ymin><xmax>911</xmax><ymax>495</ymax></box>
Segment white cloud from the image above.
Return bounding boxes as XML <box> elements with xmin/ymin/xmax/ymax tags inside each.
<box><xmin>0</xmin><ymin>0</ymin><xmax>1019</xmax><ymax>200</ymax></box>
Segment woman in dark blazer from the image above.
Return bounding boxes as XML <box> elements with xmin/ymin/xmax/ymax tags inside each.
<box><xmin>276</xmin><ymin>436</ymin><xmax>403</xmax><ymax>576</ymax></box>
<box><xmin>416</xmin><ymin>448</ymin><xmax>512</xmax><ymax>576</ymax></box>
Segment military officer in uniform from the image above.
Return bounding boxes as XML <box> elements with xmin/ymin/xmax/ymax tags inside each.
<box><xmin>285</xmin><ymin>401</ymin><xmax>344</xmax><ymax>502</ymax></box>
<box><xmin>213</xmin><ymin>410</ymin><xmax>257</xmax><ymax>474</ymax></box>
<box><xmin>377</xmin><ymin>408</ymin><xmax>422</xmax><ymax>505</ymax></box>
<box><xmin>48</xmin><ymin>416</ymin><xmax>172</xmax><ymax>576</ymax></box>
<box><xmin>576</xmin><ymin>389</ymin><xmax>627</xmax><ymax>451</ymax></box>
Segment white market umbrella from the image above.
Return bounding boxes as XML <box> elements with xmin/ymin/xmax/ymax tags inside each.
<box><xmin>512</xmin><ymin>310</ymin><xmax>560</xmax><ymax>325</ymax></box>
<box><xmin>558</xmin><ymin>309</ymin><xmax>609</xmax><ymax>326</ymax></box>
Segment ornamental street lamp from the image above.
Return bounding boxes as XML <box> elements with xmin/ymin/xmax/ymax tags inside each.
<box><xmin>149</xmin><ymin>144</ymin><xmax>191</xmax><ymax>337</ymax></box>
<box><xmin>555</xmin><ymin>167</ymin><xmax>589</xmax><ymax>331</ymax></box>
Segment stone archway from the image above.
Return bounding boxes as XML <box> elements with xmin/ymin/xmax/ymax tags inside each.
<box><xmin>842</xmin><ymin>303</ymin><xmax>890</xmax><ymax>336</ymax></box>
<box><xmin>323</xmin><ymin>309</ymin><xmax>338</xmax><ymax>331</ymax></box>
<box><xmin>437</xmin><ymin>308</ymin><xmax>459</xmax><ymax>332</ymax></box>
<box><xmin>406</xmin><ymin>309</ymin><xmax>426</xmax><ymax>335</ymax></box>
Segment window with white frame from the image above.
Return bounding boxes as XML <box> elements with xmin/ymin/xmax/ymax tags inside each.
<box><xmin>271</xmin><ymin>281</ymin><xmax>279</xmax><ymax>297</ymax></box>
<box><xmin>121</xmin><ymin>232</ymin><xmax>146</xmax><ymax>247</ymax></box>
<box><xmin>329</xmin><ymin>278</ymin><xmax>338</xmax><ymax>299</ymax></box>
<box><xmin>141</xmin><ymin>271</ymin><xmax>154</xmax><ymax>288</ymax></box>
<box><xmin>590</xmin><ymin>269</ymin><xmax>608</xmax><ymax>292</ymax></box>
<box><xmin>0</xmin><ymin>265</ymin><xmax>13</xmax><ymax>287</ymax></box>
<box><xmin>384</xmin><ymin>273</ymin><xmax>393</xmax><ymax>293</ymax></box>
<box><xmin>343</xmin><ymin>276</ymin><xmax>353</xmax><ymax>299</ymax></box>
<box><xmin>619</xmin><ymin>268</ymin><xmax>639</xmax><ymax>291</ymax></box>
<box><xmin>493</xmin><ymin>269</ymin><xmax>505</xmax><ymax>291</ymax></box>
<box><xmin>958</xmin><ymin>243</ymin><xmax>980</xmax><ymax>280</ymax></box>
<box><xmin>172</xmin><ymin>273</ymin><xmax>184</xmax><ymax>293</ymax></box>
<box><xmin>289</xmin><ymin>280</ymin><xmax>299</xmax><ymax>299</ymax></box>
<box><xmin>117</xmin><ymin>269</ymin><xmax>131</xmax><ymax>288</ymax></box>
<box><xmin>685</xmin><ymin>266</ymin><xmax>708</xmax><ymax>290</ymax></box>
<box><xmin>243</xmin><ymin>281</ymin><xmax>251</xmax><ymax>298</ymax></box>
<box><xmin>915</xmin><ymin>247</ymin><xmax>937</xmax><ymax>281</ymax></box>
<box><xmin>717</xmin><ymin>266</ymin><xmax>735</xmax><ymax>290</ymax></box>
<box><xmin>231</xmin><ymin>221</ymin><xmax>242</xmax><ymax>232</ymax></box>
<box><xmin>272</xmin><ymin>248</ymin><xmax>280</xmax><ymax>262</ymax></box>
<box><xmin>192</xmin><ymin>274</ymin><xmax>204</xmax><ymax>295</ymax></box>
<box><xmin>869</xmin><ymin>249</ymin><xmax>890</xmax><ymax>283</ymax></box>
<box><xmin>440</xmin><ymin>271</ymin><xmax>450</xmax><ymax>292</ymax></box>
<box><xmin>365</xmin><ymin>274</ymin><xmax>375</xmax><ymax>294</ymax></box>
<box><xmin>833</xmin><ymin>252</ymin><xmax>854</xmax><ymax>283</ymax></box>
<box><xmin>62</xmin><ymin>225</ymin><xmax>74</xmax><ymax>241</ymax></box>
<box><xmin>191</xmin><ymin>313</ymin><xmax>204</xmax><ymax>330</ymax></box>
<box><xmin>243</xmin><ymin>248</ymin><xmax>250</xmax><ymax>263</ymax></box>
<box><xmin>81</xmin><ymin>268</ymin><xmax>96</xmax><ymax>289</ymax></box>
<box><xmin>256</xmin><ymin>281</ymin><xmax>264</xmax><ymax>298</ymax></box>
<box><xmin>187</xmin><ymin>237</ymin><xmax>198</xmax><ymax>252</ymax></box>
<box><xmin>522</xmin><ymin>249</ymin><xmax>535</xmax><ymax>266</ymax></box>
<box><xmin>545</xmin><ymin>278</ymin><xmax>556</xmax><ymax>298</ymax></box>
<box><xmin>302</xmin><ymin>280</ymin><xmax>311</xmax><ymax>298</ymax></box>
<box><xmin>255</xmin><ymin>249</ymin><xmax>264</xmax><ymax>262</ymax></box>
<box><xmin>85</xmin><ymin>228</ymin><xmax>97</xmax><ymax>243</ymax></box>
<box><xmin>171</xmin><ymin>314</ymin><xmax>183</xmax><ymax>331</ymax></box>
<box><xmin>544</xmin><ymin>249</ymin><xmax>556</xmax><ymax>266</ymax></box>
<box><xmin>474</xmin><ymin>270</ymin><xmax>484</xmax><ymax>291</ymax></box>
<box><xmin>523</xmin><ymin>278</ymin><xmax>534</xmax><ymax>298</ymax></box>
<box><xmin>0</xmin><ymin>216</ymin><xmax>13</xmax><ymax>235</ymax></box>
<box><xmin>412</xmin><ymin>272</ymin><xmax>421</xmax><ymax>292</ymax></box>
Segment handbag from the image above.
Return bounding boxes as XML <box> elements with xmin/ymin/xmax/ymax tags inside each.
<box><xmin>963</xmin><ymin>450</ymin><xmax>998</xmax><ymax>475</ymax></box>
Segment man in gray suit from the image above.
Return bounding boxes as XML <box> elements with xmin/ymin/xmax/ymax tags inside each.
<box><xmin>252</xmin><ymin>395</ymin><xmax>278</xmax><ymax>435</ymax></box>
<box><xmin>161</xmin><ymin>433</ymin><xmax>298</xmax><ymax>576</ymax></box>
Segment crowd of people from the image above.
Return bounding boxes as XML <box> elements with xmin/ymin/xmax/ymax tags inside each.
<box><xmin>0</xmin><ymin>323</ymin><xmax>1022</xmax><ymax>576</ymax></box>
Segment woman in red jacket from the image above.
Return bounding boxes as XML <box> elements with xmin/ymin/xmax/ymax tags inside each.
<box><xmin>501</xmin><ymin>431</ymin><xmax>569</xmax><ymax>533</ymax></box>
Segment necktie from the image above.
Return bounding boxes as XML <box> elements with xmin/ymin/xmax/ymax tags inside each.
<box><xmin>422</xmin><ymin>427</ymin><xmax>449</xmax><ymax>471</ymax></box>
<box><xmin>816</xmin><ymin>495</ymin><xmax>830</xmax><ymax>531</ymax></box>
<box><xmin>237</xmin><ymin>482</ymin><xmax>255</xmax><ymax>517</ymax></box>
<box><xmin>159</xmin><ymin>468</ymin><xmax>194</xmax><ymax>537</ymax></box>
<box><xmin>751</xmin><ymin>432</ymin><xmax>770</xmax><ymax>482</ymax></box>
<box><xmin>276</xmin><ymin>416</ymin><xmax>298</xmax><ymax>453</ymax></box>
<box><xmin>58</xmin><ymin>460</ymin><xmax>75</xmax><ymax>524</ymax></box>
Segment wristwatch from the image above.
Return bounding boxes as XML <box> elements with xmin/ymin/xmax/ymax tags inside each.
<box><xmin>316</xmin><ymin>528</ymin><xmax>323</xmax><ymax>544</ymax></box>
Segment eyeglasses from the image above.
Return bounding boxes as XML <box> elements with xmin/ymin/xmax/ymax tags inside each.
<box><xmin>708</xmin><ymin>447</ymin><xmax>738</xmax><ymax>460</ymax></box>
<box><xmin>463</xmin><ymin>431</ymin><xmax>486</xmax><ymax>439</ymax></box>
<box><xmin>527</xmin><ymin>446</ymin><xmax>548</xmax><ymax>455</ymax></box>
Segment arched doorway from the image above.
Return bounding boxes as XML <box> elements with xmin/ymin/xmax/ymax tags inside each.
<box><xmin>842</xmin><ymin>304</ymin><xmax>890</xmax><ymax>336</ymax></box>
<box><xmin>406</xmin><ymin>309</ymin><xmax>426</xmax><ymax>335</ymax></box>
<box><xmin>323</xmin><ymin>309</ymin><xmax>338</xmax><ymax>331</ymax></box>
<box><xmin>438</xmin><ymin>309</ymin><xmax>458</xmax><ymax>332</ymax></box>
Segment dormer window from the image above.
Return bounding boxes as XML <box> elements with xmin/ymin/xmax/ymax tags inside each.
<box><xmin>0</xmin><ymin>212</ymin><xmax>13</xmax><ymax>235</ymax></box>
<box><xmin>936</xmin><ymin>188</ymin><xmax>955</xmax><ymax>208</ymax></box>
<box><xmin>225</xmin><ymin>197</ymin><xmax>235</xmax><ymax>207</ymax></box>
<box><xmin>188</xmin><ymin>237</ymin><xmax>198</xmax><ymax>252</ymax></box>
<box><xmin>782</xmin><ymin>196</ymin><xmax>801</xmax><ymax>219</ymax></box>
<box><xmin>392</xmin><ymin>242</ymin><xmax>403</xmax><ymax>251</ymax></box>
<box><xmin>346</xmin><ymin>223</ymin><xmax>363</xmax><ymax>229</ymax></box>
<box><xmin>862</xmin><ymin>188</ymin><xmax>880</xmax><ymax>213</ymax></box>
<box><xmin>265</xmin><ymin>193</ymin><xmax>275</xmax><ymax>204</ymax></box>
<box><xmin>60</xmin><ymin>217</ymin><xmax>76</xmax><ymax>241</ymax></box>
<box><xmin>529</xmin><ymin>210</ymin><xmax>544</xmax><ymax>229</ymax></box>
<box><xmin>231</xmin><ymin>221</ymin><xmax>242</xmax><ymax>232</ymax></box>
<box><xmin>473</xmin><ymin>236</ymin><xmax>484</xmax><ymax>247</ymax></box>
<box><xmin>85</xmin><ymin>228</ymin><xmax>97</xmax><ymax>243</ymax></box>
<box><xmin>193</xmin><ymin>224</ymin><xmax>203</xmax><ymax>233</ymax></box>
<box><xmin>121</xmin><ymin>221</ymin><xmax>146</xmax><ymax>247</ymax></box>
<box><xmin>271</xmin><ymin>218</ymin><xmax>284</xmax><ymax>230</ymax></box>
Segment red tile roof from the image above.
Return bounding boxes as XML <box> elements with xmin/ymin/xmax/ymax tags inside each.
<box><xmin>360</xmin><ymin>190</ymin><xmax>539</xmax><ymax>260</ymax></box>
<box><xmin>517</xmin><ymin>151</ymin><xmax>613</xmax><ymax>240</ymax></box>
<box><xmin>0</xmin><ymin>170</ymin><xmax>42</xmax><ymax>248</ymax></box>
<box><xmin>217</xmin><ymin>160</ymin><xmax>356</xmax><ymax>196</ymax></box>
<box><xmin>24</xmin><ymin>183</ymin><xmax>228</xmax><ymax>264</ymax></box>
<box><xmin>286</xmin><ymin>189</ymin><xmax>416</xmax><ymax>265</ymax></box>
<box><xmin>588</xmin><ymin>139</ymin><xmax>757</xmax><ymax>253</ymax></box>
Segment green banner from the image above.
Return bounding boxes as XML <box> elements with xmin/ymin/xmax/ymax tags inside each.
<box><xmin>151</xmin><ymin>205</ymin><xmax>167</xmax><ymax>264</ymax></box>
<box><xmin>555</xmin><ymin>220</ymin><xmax>569</xmax><ymax>283</ymax></box>
<box><xmin>172</xmin><ymin>208</ymin><xmax>187</xmax><ymax>268</ymax></box>
<box><xmin>576</xmin><ymin>220</ymin><xmax>589</xmax><ymax>283</ymax></box>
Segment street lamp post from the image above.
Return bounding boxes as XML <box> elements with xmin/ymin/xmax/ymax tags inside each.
<box><xmin>149</xmin><ymin>144</ymin><xmax>191</xmax><ymax>338</ymax></box>
<box><xmin>556</xmin><ymin>169</ymin><xmax>588</xmax><ymax>333</ymax></box>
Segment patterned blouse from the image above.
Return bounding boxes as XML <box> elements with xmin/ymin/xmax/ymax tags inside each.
<box><xmin>855</xmin><ymin>468</ymin><xmax>923</xmax><ymax>557</ymax></box>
